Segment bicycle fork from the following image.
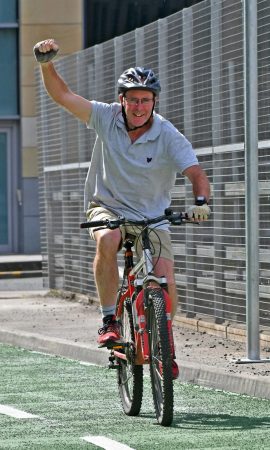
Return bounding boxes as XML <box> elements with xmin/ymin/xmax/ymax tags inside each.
<box><xmin>135</xmin><ymin>286</ymin><xmax>176</xmax><ymax>362</ymax></box>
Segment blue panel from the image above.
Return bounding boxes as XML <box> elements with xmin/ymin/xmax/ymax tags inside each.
<box><xmin>22</xmin><ymin>178</ymin><xmax>41</xmax><ymax>253</ymax></box>
<box><xmin>0</xmin><ymin>30</ymin><xmax>18</xmax><ymax>115</ymax></box>
<box><xmin>22</xmin><ymin>178</ymin><xmax>40</xmax><ymax>216</ymax></box>
<box><xmin>23</xmin><ymin>217</ymin><xmax>41</xmax><ymax>253</ymax></box>
<box><xmin>0</xmin><ymin>133</ymin><xmax>8</xmax><ymax>245</ymax></box>
<box><xmin>0</xmin><ymin>0</ymin><xmax>17</xmax><ymax>22</ymax></box>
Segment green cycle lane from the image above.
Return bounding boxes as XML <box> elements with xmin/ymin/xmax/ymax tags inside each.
<box><xmin>0</xmin><ymin>343</ymin><xmax>269</xmax><ymax>450</ymax></box>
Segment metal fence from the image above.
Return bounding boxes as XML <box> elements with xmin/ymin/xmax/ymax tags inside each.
<box><xmin>36</xmin><ymin>0</ymin><xmax>270</xmax><ymax>332</ymax></box>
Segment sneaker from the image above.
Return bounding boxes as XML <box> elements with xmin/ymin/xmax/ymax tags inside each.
<box><xmin>159</xmin><ymin>359</ymin><xmax>179</xmax><ymax>380</ymax></box>
<box><xmin>97</xmin><ymin>315</ymin><xmax>121</xmax><ymax>348</ymax></box>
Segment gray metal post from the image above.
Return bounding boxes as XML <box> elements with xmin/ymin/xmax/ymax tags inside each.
<box><xmin>158</xmin><ymin>18</ymin><xmax>168</xmax><ymax>117</ymax></box>
<box><xmin>135</xmin><ymin>27</ymin><xmax>145</xmax><ymax>67</ymax></box>
<box><xmin>211</xmin><ymin>0</ymin><xmax>226</xmax><ymax>323</ymax></box>
<box><xmin>182</xmin><ymin>8</ymin><xmax>196</xmax><ymax>316</ymax></box>
<box><xmin>238</xmin><ymin>0</ymin><xmax>269</xmax><ymax>364</ymax></box>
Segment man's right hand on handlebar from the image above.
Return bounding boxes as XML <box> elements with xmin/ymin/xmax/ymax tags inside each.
<box><xmin>187</xmin><ymin>196</ymin><xmax>211</xmax><ymax>221</ymax></box>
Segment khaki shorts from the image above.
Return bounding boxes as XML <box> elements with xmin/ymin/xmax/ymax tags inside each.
<box><xmin>86</xmin><ymin>204</ymin><xmax>174</xmax><ymax>262</ymax></box>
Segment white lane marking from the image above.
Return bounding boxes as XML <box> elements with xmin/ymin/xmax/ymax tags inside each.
<box><xmin>0</xmin><ymin>405</ymin><xmax>39</xmax><ymax>419</ymax></box>
<box><xmin>81</xmin><ymin>435</ymin><xmax>136</xmax><ymax>450</ymax></box>
<box><xmin>79</xmin><ymin>361</ymin><xmax>97</xmax><ymax>366</ymax></box>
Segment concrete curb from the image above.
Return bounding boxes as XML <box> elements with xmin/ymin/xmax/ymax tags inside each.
<box><xmin>1</xmin><ymin>328</ymin><xmax>269</xmax><ymax>400</ymax></box>
<box><xmin>175</xmin><ymin>315</ymin><xmax>270</xmax><ymax>346</ymax></box>
<box><xmin>0</xmin><ymin>290</ymin><xmax>49</xmax><ymax>299</ymax></box>
<box><xmin>179</xmin><ymin>361</ymin><xmax>270</xmax><ymax>400</ymax></box>
<box><xmin>0</xmin><ymin>329</ymin><xmax>108</xmax><ymax>366</ymax></box>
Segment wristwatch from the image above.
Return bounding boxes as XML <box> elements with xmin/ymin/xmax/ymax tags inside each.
<box><xmin>195</xmin><ymin>196</ymin><xmax>208</xmax><ymax>206</ymax></box>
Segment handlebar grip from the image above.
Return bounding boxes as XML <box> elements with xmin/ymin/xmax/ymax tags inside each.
<box><xmin>80</xmin><ymin>223</ymin><xmax>90</xmax><ymax>229</ymax></box>
<box><xmin>80</xmin><ymin>220</ymin><xmax>106</xmax><ymax>229</ymax></box>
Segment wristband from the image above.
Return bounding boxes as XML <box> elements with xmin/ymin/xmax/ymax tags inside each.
<box><xmin>195</xmin><ymin>196</ymin><xmax>208</xmax><ymax>206</ymax></box>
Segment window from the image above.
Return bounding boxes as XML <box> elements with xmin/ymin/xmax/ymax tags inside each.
<box><xmin>0</xmin><ymin>132</ymin><xmax>8</xmax><ymax>245</ymax></box>
<box><xmin>0</xmin><ymin>0</ymin><xmax>17</xmax><ymax>22</ymax></box>
<box><xmin>0</xmin><ymin>0</ymin><xmax>18</xmax><ymax>116</ymax></box>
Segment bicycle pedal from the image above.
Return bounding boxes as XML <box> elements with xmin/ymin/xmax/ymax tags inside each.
<box><xmin>112</xmin><ymin>342</ymin><xmax>128</xmax><ymax>349</ymax></box>
<box><xmin>98</xmin><ymin>339</ymin><xmax>125</xmax><ymax>349</ymax></box>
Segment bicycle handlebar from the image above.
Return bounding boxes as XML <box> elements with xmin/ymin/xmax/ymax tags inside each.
<box><xmin>80</xmin><ymin>208</ymin><xmax>197</xmax><ymax>229</ymax></box>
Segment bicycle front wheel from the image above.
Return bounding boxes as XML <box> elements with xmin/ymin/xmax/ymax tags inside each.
<box><xmin>117</xmin><ymin>298</ymin><xmax>143</xmax><ymax>416</ymax></box>
<box><xmin>147</xmin><ymin>287</ymin><xmax>174</xmax><ymax>426</ymax></box>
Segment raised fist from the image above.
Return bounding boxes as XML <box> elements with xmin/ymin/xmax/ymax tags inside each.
<box><xmin>33</xmin><ymin>39</ymin><xmax>59</xmax><ymax>63</ymax></box>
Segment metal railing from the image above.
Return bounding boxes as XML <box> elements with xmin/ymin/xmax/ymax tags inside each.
<box><xmin>36</xmin><ymin>0</ymin><xmax>270</xmax><ymax>337</ymax></box>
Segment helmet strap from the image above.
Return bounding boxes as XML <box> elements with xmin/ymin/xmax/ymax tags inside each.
<box><xmin>121</xmin><ymin>98</ymin><xmax>156</xmax><ymax>132</ymax></box>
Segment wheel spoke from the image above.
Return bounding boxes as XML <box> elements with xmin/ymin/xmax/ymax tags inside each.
<box><xmin>116</xmin><ymin>296</ymin><xmax>143</xmax><ymax>416</ymax></box>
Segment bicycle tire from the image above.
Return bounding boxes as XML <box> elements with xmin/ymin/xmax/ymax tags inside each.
<box><xmin>116</xmin><ymin>296</ymin><xmax>143</xmax><ymax>416</ymax></box>
<box><xmin>147</xmin><ymin>287</ymin><xmax>174</xmax><ymax>426</ymax></box>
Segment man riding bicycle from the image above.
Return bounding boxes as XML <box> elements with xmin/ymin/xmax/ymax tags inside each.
<box><xmin>34</xmin><ymin>39</ymin><xmax>211</xmax><ymax>378</ymax></box>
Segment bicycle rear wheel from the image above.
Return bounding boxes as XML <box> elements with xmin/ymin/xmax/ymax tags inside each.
<box><xmin>147</xmin><ymin>287</ymin><xmax>174</xmax><ymax>426</ymax></box>
<box><xmin>116</xmin><ymin>297</ymin><xmax>143</xmax><ymax>416</ymax></box>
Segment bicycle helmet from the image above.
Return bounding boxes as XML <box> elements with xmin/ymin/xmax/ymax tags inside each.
<box><xmin>117</xmin><ymin>67</ymin><xmax>161</xmax><ymax>96</ymax></box>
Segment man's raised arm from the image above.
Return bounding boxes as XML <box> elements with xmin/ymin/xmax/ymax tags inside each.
<box><xmin>33</xmin><ymin>39</ymin><xmax>92</xmax><ymax>123</ymax></box>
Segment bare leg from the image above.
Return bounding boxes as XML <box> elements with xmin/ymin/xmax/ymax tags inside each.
<box><xmin>93</xmin><ymin>228</ymin><xmax>122</xmax><ymax>309</ymax></box>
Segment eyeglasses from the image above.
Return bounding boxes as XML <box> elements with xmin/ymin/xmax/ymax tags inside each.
<box><xmin>124</xmin><ymin>96</ymin><xmax>154</xmax><ymax>105</ymax></box>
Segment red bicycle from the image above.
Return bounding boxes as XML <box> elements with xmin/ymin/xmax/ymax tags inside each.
<box><xmin>81</xmin><ymin>209</ymin><xmax>191</xmax><ymax>426</ymax></box>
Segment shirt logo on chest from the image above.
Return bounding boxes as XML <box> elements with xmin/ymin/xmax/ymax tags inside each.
<box><xmin>147</xmin><ymin>157</ymin><xmax>152</xmax><ymax>163</ymax></box>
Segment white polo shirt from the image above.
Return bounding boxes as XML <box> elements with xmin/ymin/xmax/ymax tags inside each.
<box><xmin>84</xmin><ymin>101</ymin><xmax>198</xmax><ymax>228</ymax></box>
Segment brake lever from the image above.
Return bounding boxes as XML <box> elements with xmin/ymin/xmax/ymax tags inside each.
<box><xmin>107</xmin><ymin>216</ymin><xmax>125</xmax><ymax>229</ymax></box>
<box><xmin>170</xmin><ymin>213</ymin><xmax>200</xmax><ymax>225</ymax></box>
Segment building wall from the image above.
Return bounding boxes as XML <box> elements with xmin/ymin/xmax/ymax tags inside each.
<box><xmin>19</xmin><ymin>0</ymin><xmax>83</xmax><ymax>253</ymax></box>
